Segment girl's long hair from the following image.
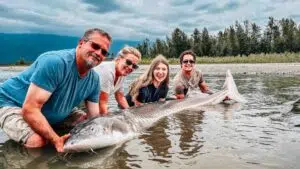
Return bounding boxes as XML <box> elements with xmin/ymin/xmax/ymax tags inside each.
<box><xmin>128</xmin><ymin>54</ymin><xmax>169</xmax><ymax>101</ymax></box>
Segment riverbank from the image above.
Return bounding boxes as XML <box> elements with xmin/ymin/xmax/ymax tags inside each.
<box><xmin>140</xmin><ymin>53</ymin><xmax>300</xmax><ymax>64</ymax></box>
<box><xmin>1</xmin><ymin>63</ymin><xmax>300</xmax><ymax>75</ymax></box>
<box><xmin>191</xmin><ymin>63</ymin><xmax>300</xmax><ymax>75</ymax></box>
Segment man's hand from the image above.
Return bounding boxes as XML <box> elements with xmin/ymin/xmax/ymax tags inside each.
<box><xmin>133</xmin><ymin>99</ymin><xmax>143</xmax><ymax>106</ymax></box>
<box><xmin>223</xmin><ymin>96</ymin><xmax>231</xmax><ymax>102</ymax></box>
<box><xmin>176</xmin><ymin>94</ymin><xmax>185</xmax><ymax>99</ymax></box>
<box><xmin>175</xmin><ymin>86</ymin><xmax>185</xmax><ymax>99</ymax></box>
<box><xmin>53</xmin><ymin>133</ymin><xmax>71</xmax><ymax>152</ymax></box>
<box><xmin>115</xmin><ymin>91</ymin><xmax>129</xmax><ymax>109</ymax></box>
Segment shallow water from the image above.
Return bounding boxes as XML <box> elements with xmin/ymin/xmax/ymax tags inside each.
<box><xmin>0</xmin><ymin>65</ymin><xmax>300</xmax><ymax>169</ymax></box>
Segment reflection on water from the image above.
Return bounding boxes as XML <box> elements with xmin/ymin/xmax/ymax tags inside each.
<box><xmin>176</xmin><ymin>110</ymin><xmax>204</xmax><ymax>158</ymax></box>
<box><xmin>0</xmin><ymin>140</ymin><xmax>57</xmax><ymax>169</ymax></box>
<box><xmin>141</xmin><ymin>119</ymin><xmax>172</xmax><ymax>161</ymax></box>
<box><xmin>0</xmin><ymin>67</ymin><xmax>300</xmax><ymax>169</ymax></box>
<box><xmin>61</xmin><ymin>144</ymin><xmax>129</xmax><ymax>169</ymax></box>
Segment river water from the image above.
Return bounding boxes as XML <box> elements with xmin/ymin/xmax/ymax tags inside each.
<box><xmin>0</xmin><ymin>64</ymin><xmax>300</xmax><ymax>169</ymax></box>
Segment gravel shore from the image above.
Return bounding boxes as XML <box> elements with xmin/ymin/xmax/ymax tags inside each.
<box><xmin>1</xmin><ymin>63</ymin><xmax>300</xmax><ymax>75</ymax></box>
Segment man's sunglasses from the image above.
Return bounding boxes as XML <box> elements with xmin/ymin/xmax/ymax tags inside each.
<box><xmin>125</xmin><ymin>59</ymin><xmax>139</xmax><ymax>69</ymax></box>
<box><xmin>85</xmin><ymin>40</ymin><xmax>109</xmax><ymax>57</ymax></box>
<box><xmin>182</xmin><ymin>60</ymin><xmax>195</xmax><ymax>64</ymax></box>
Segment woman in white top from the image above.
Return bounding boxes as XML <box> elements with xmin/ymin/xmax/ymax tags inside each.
<box><xmin>93</xmin><ymin>46</ymin><xmax>141</xmax><ymax>115</ymax></box>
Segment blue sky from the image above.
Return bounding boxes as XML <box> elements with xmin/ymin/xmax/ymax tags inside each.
<box><xmin>1</xmin><ymin>0</ymin><xmax>300</xmax><ymax>40</ymax></box>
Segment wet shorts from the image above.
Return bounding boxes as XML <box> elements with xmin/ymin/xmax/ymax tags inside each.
<box><xmin>0</xmin><ymin>106</ymin><xmax>86</xmax><ymax>144</ymax></box>
<box><xmin>0</xmin><ymin>106</ymin><xmax>34</xmax><ymax>144</ymax></box>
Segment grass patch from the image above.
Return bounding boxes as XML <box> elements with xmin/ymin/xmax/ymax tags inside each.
<box><xmin>2</xmin><ymin>52</ymin><xmax>300</xmax><ymax>66</ymax></box>
<box><xmin>140</xmin><ymin>52</ymin><xmax>300</xmax><ymax>64</ymax></box>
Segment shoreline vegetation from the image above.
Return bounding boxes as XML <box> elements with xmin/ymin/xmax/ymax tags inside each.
<box><xmin>141</xmin><ymin>52</ymin><xmax>300</xmax><ymax>64</ymax></box>
<box><xmin>0</xmin><ymin>52</ymin><xmax>300</xmax><ymax>66</ymax></box>
<box><xmin>136</xmin><ymin>17</ymin><xmax>300</xmax><ymax>61</ymax></box>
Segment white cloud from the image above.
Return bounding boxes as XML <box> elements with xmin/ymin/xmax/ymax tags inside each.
<box><xmin>1</xmin><ymin>0</ymin><xmax>300</xmax><ymax>40</ymax></box>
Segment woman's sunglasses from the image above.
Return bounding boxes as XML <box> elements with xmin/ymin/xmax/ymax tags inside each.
<box><xmin>182</xmin><ymin>60</ymin><xmax>195</xmax><ymax>64</ymax></box>
<box><xmin>125</xmin><ymin>59</ymin><xmax>139</xmax><ymax>69</ymax></box>
<box><xmin>85</xmin><ymin>40</ymin><xmax>109</xmax><ymax>57</ymax></box>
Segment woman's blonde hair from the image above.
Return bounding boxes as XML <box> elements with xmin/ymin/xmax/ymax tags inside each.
<box><xmin>116</xmin><ymin>46</ymin><xmax>141</xmax><ymax>61</ymax></box>
<box><xmin>128</xmin><ymin>54</ymin><xmax>169</xmax><ymax>101</ymax></box>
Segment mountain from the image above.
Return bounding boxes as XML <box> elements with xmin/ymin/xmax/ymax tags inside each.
<box><xmin>0</xmin><ymin>33</ymin><xmax>140</xmax><ymax>65</ymax></box>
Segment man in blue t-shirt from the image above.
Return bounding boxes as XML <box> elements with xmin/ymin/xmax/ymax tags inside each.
<box><xmin>0</xmin><ymin>28</ymin><xmax>111</xmax><ymax>152</ymax></box>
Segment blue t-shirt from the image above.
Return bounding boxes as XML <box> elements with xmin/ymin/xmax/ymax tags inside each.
<box><xmin>0</xmin><ymin>49</ymin><xmax>100</xmax><ymax>125</ymax></box>
<box><xmin>126</xmin><ymin>83</ymin><xmax>168</xmax><ymax>107</ymax></box>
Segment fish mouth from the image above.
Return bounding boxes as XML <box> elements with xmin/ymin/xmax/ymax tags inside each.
<box><xmin>64</xmin><ymin>142</ymin><xmax>92</xmax><ymax>152</ymax></box>
<box><xmin>63</xmin><ymin>132</ymin><xmax>137</xmax><ymax>153</ymax></box>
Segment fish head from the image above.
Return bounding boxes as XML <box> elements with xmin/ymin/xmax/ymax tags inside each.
<box><xmin>63</xmin><ymin>116</ymin><xmax>134</xmax><ymax>152</ymax></box>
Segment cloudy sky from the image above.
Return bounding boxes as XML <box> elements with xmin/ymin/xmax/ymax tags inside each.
<box><xmin>1</xmin><ymin>0</ymin><xmax>300</xmax><ymax>40</ymax></box>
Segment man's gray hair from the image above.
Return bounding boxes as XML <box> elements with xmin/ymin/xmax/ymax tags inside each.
<box><xmin>81</xmin><ymin>28</ymin><xmax>112</xmax><ymax>42</ymax></box>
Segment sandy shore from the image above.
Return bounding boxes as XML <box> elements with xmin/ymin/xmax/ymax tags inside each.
<box><xmin>1</xmin><ymin>63</ymin><xmax>300</xmax><ymax>75</ymax></box>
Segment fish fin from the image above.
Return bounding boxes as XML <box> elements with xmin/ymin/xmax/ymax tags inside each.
<box><xmin>90</xmin><ymin>148</ymin><xmax>97</xmax><ymax>154</ymax></box>
<box><xmin>63</xmin><ymin>152</ymin><xmax>69</xmax><ymax>159</ymax></box>
<box><xmin>223</xmin><ymin>69</ymin><xmax>247</xmax><ymax>103</ymax></box>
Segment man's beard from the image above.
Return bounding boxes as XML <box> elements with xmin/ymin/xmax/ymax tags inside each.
<box><xmin>183</xmin><ymin>68</ymin><xmax>193</xmax><ymax>72</ymax></box>
<box><xmin>85</xmin><ymin>60</ymin><xmax>97</xmax><ymax>69</ymax></box>
<box><xmin>85</xmin><ymin>53</ymin><xmax>101</xmax><ymax>69</ymax></box>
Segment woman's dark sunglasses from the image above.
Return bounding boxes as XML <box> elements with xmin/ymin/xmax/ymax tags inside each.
<box><xmin>182</xmin><ymin>59</ymin><xmax>195</xmax><ymax>64</ymax></box>
<box><xmin>125</xmin><ymin>59</ymin><xmax>139</xmax><ymax>69</ymax></box>
<box><xmin>85</xmin><ymin>40</ymin><xmax>109</xmax><ymax>57</ymax></box>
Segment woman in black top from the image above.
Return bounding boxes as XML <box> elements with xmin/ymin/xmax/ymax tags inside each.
<box><xmin>126</xmin><ymin>54</ymin><xmax>169</xmax><ymax>107</ymax></box>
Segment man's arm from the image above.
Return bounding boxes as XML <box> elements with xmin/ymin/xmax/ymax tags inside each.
<box><xmin>199</xmin><ymin>81</ymin><xmax>213</xmax><ymax>94</ymax></box>
<box><xmin>85</xmin><ymin>100</ymin><xmax>100</xmax><ymax>117</ymax></box>
<box><xmin>199</xmin><ymin>81</ymin><xmax>230</xmax><ymax>100</ymax></box>
<box><xmin>115</xmin><ymin>91</ymin><xmax>129</xmax><ymax>109</ymax></box>
<box><xmin>99</xmin><ymin>91</ymin><xmax>109</xmax><ymax>115</ymax></box>
<box><xmin>22</xmin><ymin>83</ymin><xmax>69</xmax><ymax>152</ymax></box>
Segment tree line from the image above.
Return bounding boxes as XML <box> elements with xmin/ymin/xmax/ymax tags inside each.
<box><xmin>136</xmin><ymin>17</ymin><xmax>300</xmax><ymax>58</ymax></box>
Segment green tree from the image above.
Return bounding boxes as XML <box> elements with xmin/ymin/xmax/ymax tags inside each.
<box><xmin>250</xmin><ymin>23</ymin><xmax>261</xmax><ymax>54</ymax></box>
<box><xmin>259</xmin><ymin>17</ymin><xmax>276</xmax><ymax>54</ymax></box>
<box><xmin>295</xmin><ymin>25</ymin><xmax>300</xmax><ymax>51</ymax></box>
<box><xmin>210</xmin><ymin>37</ymin><xmax>218</xmax><ymax>56</ymax></box>
<box><xmin>235</xmin><ymin>21</ymin><xmax>249</xmax><ymax>56</ymax></box>
<box><xmin>166</xmin><ymin>36</ymin><xmax>176</xmax><ymax>58</ymax></box>
<box><xmin>215</xmin><ymin>31</ymin><xmax>229</xmax><ymax>56</ymax></box>
<box><xmin>272</xmin><ymin>23</ymin><xmax>284</xmax><ymax>53</ymax></box>
<box><xmin>228</xmin><ymin>26</ymin><xmax>239</xmax><ymax>56</ymax></box>
<box><xmin>136</xmin><ymin>38</ymin><xmax>151</xmax><ymax>58</ymax></box>
<box><xmin>149</xmin><ymin>38</ymin><xmax>169</xmax><ymax>57</ymax></box>
<box><xmin>280</xmin><ymin>18</ymin><xmax>297</xmax><ymax>52</ymax></box>
<box><xmin>201</xmin><ymin>27</ymin><xmax>211</xmax><ymax>56</ymax></box>
<box><xmin>191</xmin><ymin>28</ymin><xmax>203</xmax><ymax>56</ymax></box>
<box><xmin>260</xmin><ymin>31</ymin><xmax>271</xmax><ymax>54</ymax></box>
<box><xmin>136</xmin><ymin>17</ymin><xmax>300</xmax><ymax>58</ymax></box>
<box><xmin>16</xmin><ymin>57</ymin><xmax>26</xmax><ymax>65</ymax></box>
<box><xmin>171</xmin><ymin>28</ymin><xmax>191</xmax><ymax>58</ymax></box>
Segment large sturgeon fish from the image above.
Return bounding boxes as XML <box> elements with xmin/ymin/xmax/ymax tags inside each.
<box><xmin>63</xmin><ymin>70</ymin><xmax>246</xmax><ymax>152</ymax></box>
